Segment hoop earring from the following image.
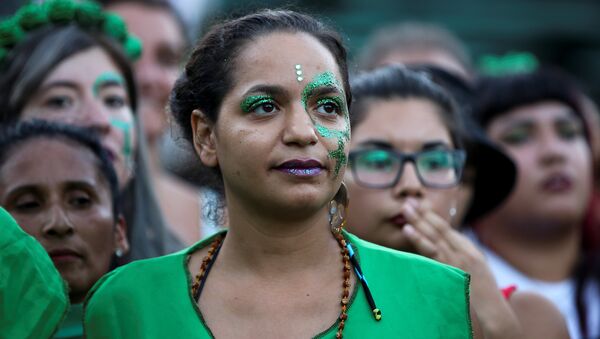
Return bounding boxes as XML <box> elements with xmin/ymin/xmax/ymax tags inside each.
<box><xmin>335</xmin><ymin>182</ymin><xmax>349</xmax><ymax>207</ymax></box>
<box><xmin>330</xmin><ymin>183</ymin><xmax>349</xmax><ymax>234</ymax></box>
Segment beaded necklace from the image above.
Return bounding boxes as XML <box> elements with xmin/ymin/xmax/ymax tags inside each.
<box><xmin>191</xmin><ymin>231</ymin><xmax>352</xmax><ymax>339</ymax></box>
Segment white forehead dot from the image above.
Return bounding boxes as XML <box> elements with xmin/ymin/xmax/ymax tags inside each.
<box><xmin>295</xmin><ymin>64</ymin><xmax>304</xmax><ymax>82</ymax></box>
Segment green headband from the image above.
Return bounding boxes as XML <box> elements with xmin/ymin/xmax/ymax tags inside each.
<box><xmin>0</xmin><ymin>0</ymin><xmax>142</xmax><ymax>66</ymax></box>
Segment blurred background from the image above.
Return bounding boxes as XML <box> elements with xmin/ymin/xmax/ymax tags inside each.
<box><xmin>213</xmin><ymin>0</ymin><xmax>600</xmax><ymax>101</ymax></box>
<box><xmin>2</xmin><ymin>0</ymin><xmax>599</xmax><ymax>101</ymax></box>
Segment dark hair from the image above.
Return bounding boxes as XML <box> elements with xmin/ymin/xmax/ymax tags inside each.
<box><xmin>100</xmin><ymin>0</ymin><xmax>190</xmax><ymax>46</ymax></box>
<box><xmin>474</xmin><ymin>68</ymin><xmax>598</xmax><ymax>337</ymax></box>
<box><xmin>350</xmin><ymin>64</ymin><xmax>464</xmax><ymax>149</ymax></box>
<box><xmin>0</xmin><ymin>25</ymin><xmax>137</xmax><ymax>123</ymax></box>
<box><xmin>473</xmin><ymin>68</ymin><xmax>585</xmax><ymax>135</ymax></box>
<box><xmin>0</xmin><ymin>120</ymin><xmax>120</xmax><ymax>222</ymax></box>
<box><xmin>406</xmin><ymin>64</ymin><xmax>475</xmax><ymax>115</ymax></box>
<box><xmin>169</xmin><ymin>9</ymin><xmax>350</xmax><ymax>192</ymax></box>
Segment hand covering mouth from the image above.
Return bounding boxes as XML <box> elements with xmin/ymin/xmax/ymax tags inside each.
<box><xmin>389</xmin><ymin>213</ymin><xmax>408</xmax><ymax>227</ymax></box>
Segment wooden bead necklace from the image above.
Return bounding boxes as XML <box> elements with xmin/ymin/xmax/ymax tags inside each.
<box><xmin>191</xmin><ymin>232</ymin><xmax>352</xmax><ymax>339</ymax></box>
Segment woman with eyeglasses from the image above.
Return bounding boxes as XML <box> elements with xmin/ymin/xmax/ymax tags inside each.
<box><xmin>345</xmin><ymin>65</ymin><xmax>569</xmax><ymax>338</ymax></box>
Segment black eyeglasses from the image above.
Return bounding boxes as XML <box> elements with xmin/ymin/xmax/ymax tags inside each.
<box><xmin>349</xmin><ymin>148</ymin><xmax>466</xmax><ymax>189</ymax></box>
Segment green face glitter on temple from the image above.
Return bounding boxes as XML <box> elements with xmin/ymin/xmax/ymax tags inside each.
<box><xmin>301</xmin><ymin>71</ymin><xmax>351</xmax><ymax>176</ymax></box>
<box><xmin>93</xmin><ymin>72</ymin><xmax>125</xmax><ymax>97</ymax></box>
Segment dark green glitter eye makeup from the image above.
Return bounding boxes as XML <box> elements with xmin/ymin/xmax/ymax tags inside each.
<box><xmin>240</xmin><ymin>95</ymin><xmax>274</xmax><ymax>113</ymax></box>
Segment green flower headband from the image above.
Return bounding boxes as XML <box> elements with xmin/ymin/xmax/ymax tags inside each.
<box><xmin>0</xmin><ymin>0</ymin><xmax>142</xmax><ymax>66</ymax></box>
<box><xmin>478</xmin><ymin>52</ymin><xmax>539</xmax><ymax>77</ymax></box>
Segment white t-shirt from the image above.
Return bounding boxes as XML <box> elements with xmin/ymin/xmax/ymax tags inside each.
<box><xmin>466</xmin><ymin>230</ymin><xmax>600</xmax><ymax>339</ymax></box>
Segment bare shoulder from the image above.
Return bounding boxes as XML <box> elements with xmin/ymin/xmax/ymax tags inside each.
<box><xmin>509</xmin><ymin>291</ymin><xmax>570</xmax><ymax>339</ymax></box>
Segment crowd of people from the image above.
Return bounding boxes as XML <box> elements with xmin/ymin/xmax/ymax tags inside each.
<box><xmin>0</xmin><ymin>0</ymin><xmax>598</xmax><ymax>338</ymax></box>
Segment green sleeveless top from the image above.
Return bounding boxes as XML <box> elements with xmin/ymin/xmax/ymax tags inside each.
<box><xmin>0</xmin><ymin>207</ymin><xmax>69</xmax><ymax>338</ymax></box>
<box><xmin>84</xmin><ymin>231</ymin><xmax>472</xmax><ymax>338</ymax></box>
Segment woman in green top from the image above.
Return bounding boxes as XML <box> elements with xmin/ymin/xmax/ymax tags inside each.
<box><xmin>0</xmin><ymin>121</ymin><xmax>129</xmax><ymax>338</ymax></box>
<box><xmin>0</xmin><ymin>206</ymin><xmax>68</xmax><ymax>338</ymax></box>
<box><xmin>85</xmin><ymin>9</ymin><xmax>474</xmax><ymax>338</ymax></box>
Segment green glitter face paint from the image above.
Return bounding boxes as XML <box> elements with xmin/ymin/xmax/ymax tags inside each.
<box><xmin>300</xmin><ymin>71</ymin><xmax>345</xmax><ymax>111</ymax></box>
<box><xmin>240</xmin><ymin>94</ymin><xmax>276</xmax><ymax>114</ymax></box>
<box><xmin>93</xmin><ymin>72</ymin><xmax>125</xmax><ymax>97</ymax></box>
<box><xmin>316</xmin><ymin>122</ymin><xmax>350</xmax><ymax>176</ymax></box>
<box><xmin>301</xmin><ymin>71</ymin><xmax>350</xmax><ymax>176</ymax></box>
<box><xmin>110</xmin><ymin>117</ymin><xmax>134</xmax><ymax>168</ymax></box>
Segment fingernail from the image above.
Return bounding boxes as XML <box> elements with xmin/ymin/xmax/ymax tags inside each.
<box><xmin>406</xmin><ymin>198</ymin><xmax>418</xmax><ymax>208</ymax></box>
<box><xmin>404</xmin><ymin>204</ymin><xmax>416</xmax><ymax>217</ymax></box>
<box><xmin>403</xmin><ymin>224</ymin><xmax>415</xmax><ymax>235</ymax></box>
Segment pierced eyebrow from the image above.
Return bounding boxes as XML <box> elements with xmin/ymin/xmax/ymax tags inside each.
<box><xmin>356</xmin><ymin>139</ymin><xmax>394</xmax><ymax>149</ymax></box>
<box><xmin>243</xmin><ymin>84</ymin><xmax>287</xmax><ymax>97</ymax></box>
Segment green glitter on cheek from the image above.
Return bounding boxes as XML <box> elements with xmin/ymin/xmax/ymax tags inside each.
<box><xmin>301</xmin><ymin>71</ymin><xmax>351</xmax><ymax>176</ymax></box>
<box><xmin>316</xmin><ymin>122</ymin><xmax>350</xmax><ymax>176</ymax></box>
<box><xmin>110</xmin><ymin>117</ymin><xmax>134</xmax><ymax>167</ymax></box>
<box><xmin>301</xmin><ymin>71</ymin><xmax>344</xmax><ymax>111</ymax></box>
<box><xmin>93</xmin><ymin>72</ymin><xmax>125</xmax><ymax>97</ymax></box>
